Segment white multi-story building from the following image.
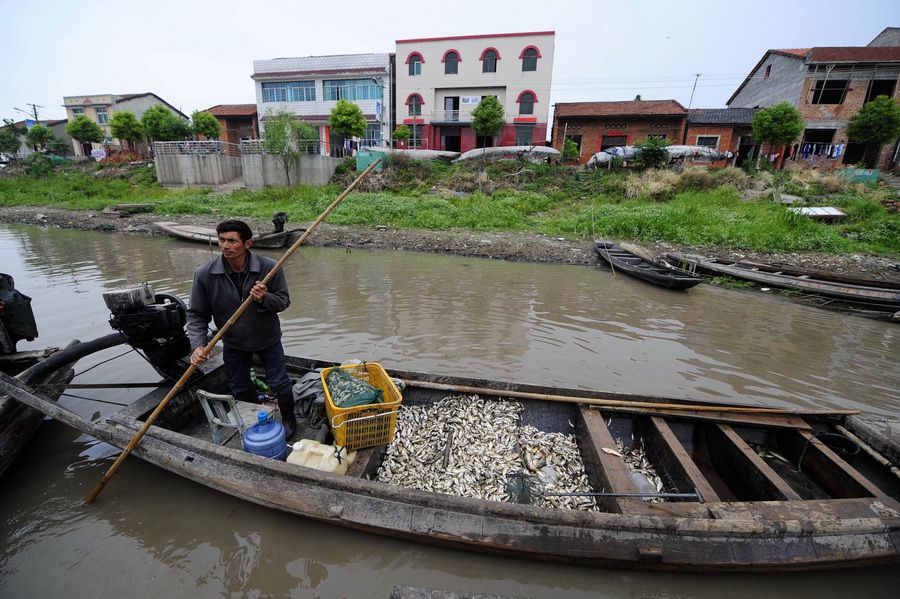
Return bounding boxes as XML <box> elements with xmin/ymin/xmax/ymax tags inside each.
<box><xmin>252</xmin><ymin>53</ymin><xmax>392</xmax><ymax>154</ymax></box>
<box><xmin>395</xmin><ymin>31</ymin><xmax>555</xmax><ymax>152</ymax></box>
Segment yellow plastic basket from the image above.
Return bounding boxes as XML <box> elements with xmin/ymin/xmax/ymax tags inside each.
<box><xmin>321</xmin><ymin>362</ymin><xmax>403</xmax><ymax>451</ymax></box>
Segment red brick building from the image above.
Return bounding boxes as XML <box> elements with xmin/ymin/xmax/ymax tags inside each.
<box><xmin>728</xmin><ymin>41</ymin><xmax>900</xmax><ymax>170</ymax></box>
<box><xmin>686</xmin><ymin>108</ymin><xmax>758</xmax><ymax>167</ymax></box>
<box><xmin>550</xmin><ymin>100</ymin><xmax>686</xmax><ymax>164</ymax></box>
<box><xmin>204</xmin><ymin>104</ymin><xmax>260</xmax><ymax>145</ymax></box>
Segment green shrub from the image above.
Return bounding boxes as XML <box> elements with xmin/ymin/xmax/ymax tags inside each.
<box><xmin>24</xmin><ymin>154</ymin><xmax>55</xmax><ymax>178</ymax></box>
<box><xmin>677</xmin><ymin>168</ymin><xmax>715</xmax><ymax>191</ymax></box>
<box><xmin>333</xmin><ymin>156</ymin><xmax>356</xmax><ymax>175</ymax></box>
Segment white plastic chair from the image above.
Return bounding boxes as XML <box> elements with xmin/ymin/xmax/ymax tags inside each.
<box><xmin>195</xmin><ymin>389</ymin><xmax>249</xmax><ymax>445</ymax></box>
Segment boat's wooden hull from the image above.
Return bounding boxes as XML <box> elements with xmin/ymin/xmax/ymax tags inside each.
<box><xmin>154</xmin><ymin>222</ymin><xmax>304</xmax><ymax>249</ymax></box>
<box><xmin>668</xmin><ymin>254</ymin><xmax>900</xmax><ymax>309</ymax></box>
<box><xmin>7</xmin><ymin>352</ymin><xmax>899</xmax><ymax>571</ymax></box>
<box><xmin>595</xmin><ymin>241</ymin><xmax>703</xmax><ymax>290</ymax></box>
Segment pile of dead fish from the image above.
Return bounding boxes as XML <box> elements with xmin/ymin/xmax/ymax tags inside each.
<box><xmin>603</xmin><ymin>440</ymin><xmax>666</xmax><ymax>502</ymax></box>
<box><xmin>375</xmin><ymin>394</ymin><xmax>598</xmax><ymax>511</ymax></box>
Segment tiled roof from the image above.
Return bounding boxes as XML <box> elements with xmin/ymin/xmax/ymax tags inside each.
<box><xmin>774</xmin><ymin>48</ymin><xmax>810</xmax><ymax>58</ymax></box>
<box><xmin>204</xmin><ymin>104</ymin><xmax>258</xmax><ymax>117</ymax></box>
<box><xmin>807</xmin><ymin>46</ymin><xmax>900</xmax><ymax>63</ymax></box>
<box><xmin>555</xmin><ymin>100</ymin><xmax>686</xmax><ymax>118</ymax></box>
<box><xmin>688</xmin><ymin>108</ymin><xmax>758</xmax><ymax>124</ymax></box>
<box><xmin>115</xmin><ymin>93</ymin><xmax>150</xmax><ymax>102</ymax></box>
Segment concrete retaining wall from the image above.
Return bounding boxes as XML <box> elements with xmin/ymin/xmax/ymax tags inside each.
<box><xmin>155</xmin><ymin>154</ymin><xmax>243</xmax><ymax>186</ymax></box>
<box><xmin>242</xmin><ymin>154</ymin><xmax>341</xmax><ymax>189</ymax></box>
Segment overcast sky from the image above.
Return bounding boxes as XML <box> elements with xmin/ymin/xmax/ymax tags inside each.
<box><xmin>2</xmin><ymin>0</ymin><xmax>898</xmax><ymax>124</ymax></box>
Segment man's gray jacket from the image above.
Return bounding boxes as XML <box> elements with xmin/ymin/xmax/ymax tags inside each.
<box><xmin>186</xmin><ymin>251</ymin><xmax>290</xmax><ymax>352</ymax></box>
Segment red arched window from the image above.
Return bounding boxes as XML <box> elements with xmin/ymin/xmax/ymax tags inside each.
<box><xmin>480</xmin><ymin>47</ymin><xmax>500</xmax><ymax>73</ymax></box>
<box><xmin>442</xmin><ymin>49</ymin><xmax>460</xmax><ymax>75</ymax></box>
<box><xmin>516</xmin><ymin>90</ymin><xmax>537</xmax><ymax>115</ymax></box>
<box><xmin>520</xmin><ymin>46</ymin><xmax>541</xmax><ymax>71</ymax></box>
<box><xmin>406</xmin><ymin>93</ymin><xmax>424</xmax><ymax>116</ymax></box>
<box><xmin>406</xmin><ymin>52</ymin><xmax>424</xmax><ymax>76</ymax></box>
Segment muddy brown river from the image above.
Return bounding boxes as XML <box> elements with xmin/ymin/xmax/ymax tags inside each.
<box><xmin>1</xmin><ymin>224</ymin><xmax>898</xmax><ymax>598</ymax></box>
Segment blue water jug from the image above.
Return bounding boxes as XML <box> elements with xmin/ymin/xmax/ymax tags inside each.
<box><xmin>242</xmin><ymin>410</ymin><xmax>287</xmax><ymax>460</ymax></box>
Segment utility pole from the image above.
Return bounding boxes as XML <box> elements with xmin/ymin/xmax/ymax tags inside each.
<box><xmin>681</xmin><ymin>74</ymin><xmax>700</xmax><ymax>144</ymax></box>
<box><xmin>13</xmin><ymin>103</ymin><xmax>43</xmax><ymax>124</ymax></box>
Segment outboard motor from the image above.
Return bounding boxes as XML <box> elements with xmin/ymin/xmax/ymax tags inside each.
<box><xmin>272</xmin><ymin>211</ymin><xmax>288</xmax><ymax>233</ymax></box>
<box><xmin>103</xmin><ymin>283</ymin><xmax>191</xmax><ymax>371</ymax></box>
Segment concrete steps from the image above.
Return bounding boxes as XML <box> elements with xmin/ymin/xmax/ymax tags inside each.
<box><xmin>210</xmin><ymin>178</ymin><xmax>245</xmax><ymax>196</ymax></box>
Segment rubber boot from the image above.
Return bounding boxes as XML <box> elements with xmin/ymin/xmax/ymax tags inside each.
<box><xmin>276</xmin><ymin>390</ymin><xmax>297</xmax><ymax>441</ymax></box>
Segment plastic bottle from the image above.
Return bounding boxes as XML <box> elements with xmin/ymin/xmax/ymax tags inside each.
<box><xmin>250</xmin><ymin>367</ymin><xmax>270</xmax><ymax>391</ymax></box>
<box><xmin>242</xmin><ymin>410</ymin><xmax>287</xmax><ymax>460</ymax></box>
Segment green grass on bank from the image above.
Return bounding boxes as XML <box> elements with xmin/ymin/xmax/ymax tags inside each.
<box><xmin>1</xmin><ymin>161</ymin><xmax>898</xmax><ymax>257</ymax></box>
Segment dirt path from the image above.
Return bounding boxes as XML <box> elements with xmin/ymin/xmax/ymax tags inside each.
<box><xmin>2</xmin><ymin>205</ymin><xmax>899</xmax><ymax>282</ymax></box>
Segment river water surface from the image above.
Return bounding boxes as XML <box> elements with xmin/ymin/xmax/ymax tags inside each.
<box><xmin>0</xmin><ymin>223</ymin><xmax>897</xmax><ymax>598</ymax></box>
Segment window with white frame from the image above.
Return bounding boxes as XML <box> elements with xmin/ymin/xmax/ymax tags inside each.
<box><xmin>72</xmin><ymin>106</ymin><xmax>85</xmax><ymax>116</ymax></box>
<box><xmin>323</xmin><ymin>79</ymin><xmax>382</xmax><ymax>102</ymax></box>
<box><xmin>261</xmin><ymin>80</ymin><xmax>316</xmax><ymax>103</ymax></box>
<box><xmin>364</xmin><ymin>123</ymin><xmax>382</xmax><ymax>145</ymax></box>
<box><xmin>696</xmin><ymin>135</ymin><xmax>719</xmax><ymax>148</ymax></box>
<box><xmin>408</xmin><ymin>53</ymin><xmax>422</xmax><ymax>76</ymax></box>
<box><xmin>95</xmin><ymin>106</ymin><xmax>108</xmax><ymax>124</ymax></box>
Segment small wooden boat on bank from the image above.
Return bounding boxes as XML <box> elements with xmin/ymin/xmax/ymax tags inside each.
<box><xmin>595</xmin><ymin>241</ymin><xmax>703</xmax><ymax>290</ymax></box>
<box><xmin>667</xmin><ymin>253</ymin><xmax>900</xmax><ymax>310</ymax></box>
<box><xmin>3</xmin><ymin>285</ymin><xmax>899</xmax><ymax>571</ymax></box>
<box><xmin>153</xmin><ymin>222</ymin><xmax>305</xmax><ymax>249</ymax></box>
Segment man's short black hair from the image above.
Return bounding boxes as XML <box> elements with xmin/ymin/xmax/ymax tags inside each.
<box><xmin>216</xmin><ymin>220</ymin><xmax>253</xmax><ymax>241</ymax></box>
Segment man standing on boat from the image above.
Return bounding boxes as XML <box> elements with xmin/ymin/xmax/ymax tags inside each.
<box><xmin>186</xmin><ymin>219</ymin><xmax>297</xmax><ymax>439</ymax></box>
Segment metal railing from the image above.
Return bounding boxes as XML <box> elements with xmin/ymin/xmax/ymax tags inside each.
<box><xmin>428</xmin><ymin>109</ymin><xmax>475</xmax><ymax>123</ymax></box>
<box><xmin>240</xmin><ymin>139</ymin><xmax>325</xmax><ymax>155</ymax></box>
<box><xmin>153</xmin><ymin>141</ymin><xmax>242</xmax><ymax>157</ymax></box>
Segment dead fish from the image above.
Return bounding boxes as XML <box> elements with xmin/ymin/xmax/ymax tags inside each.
<box><xmin>602</xmin><ymin>447</ymin><xmax>623</xmax><ymax>457</ymax></box>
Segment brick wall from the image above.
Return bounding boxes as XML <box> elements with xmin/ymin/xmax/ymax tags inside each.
<box><xmin>551</xmin><ymin>117</ymin><xmax>685</xmax><ymax>164</ymax></box>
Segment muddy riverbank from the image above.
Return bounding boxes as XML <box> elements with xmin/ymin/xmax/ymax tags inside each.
<box><xmin>2</xmin><ymin>205</ymin><xmax>899</xmax><ymax>282</ymax></box>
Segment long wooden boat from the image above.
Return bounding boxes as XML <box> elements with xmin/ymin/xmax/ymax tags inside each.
<box><xmin>0</xmin><ymin>333</ymin><xmax>127</xmax><ymax>477</ymax></box>
<box><xmin>668</xmin><ymin>253</ymin><xmax>900</xmax><ymax>309</ymax></box>
<box><xmin>154</xmin><ymin>222</ymin><xmax>305</xmax><ymax>249</ymax></box>
<box><xmin>5</xmin><ymin>343</ymin><xmax>899</xmax><ymax>572</ymax></box>
<box><xmin>595</xmin><ymin>241</ymin><xmax>703</xmax><ymax>290</ymax></box>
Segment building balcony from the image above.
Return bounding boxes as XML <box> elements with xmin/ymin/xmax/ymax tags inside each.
<box><xmin>427</xmin><ymin>109</ymin><xmax>476</xmax><ymax>124</ymax></box>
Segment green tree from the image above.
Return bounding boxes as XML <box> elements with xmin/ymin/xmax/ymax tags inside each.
<box><xmin>562</xmin><ymin>138</ymin><xmax>580</xmax><ymax>160</ymax></box>
<box><xmin>393</xmin><ymin>124</ymin><xmax>411</xmax><ymax>144</ymax></box>
<box><xmin>25</xmin><ymin>124</ymin><xmax>53</xmax><ymax>151</ymax></box>
<box><xmin>66</xmin><ymin>115</ymin><xmax>104</xmax><ymax>146</ymax></box>
<box><xmin>751</xmin><ymin>101</ymin><xmax>804</xmax><ymax>169</ymax></box>
<box><xmin>109</xmin><ymin>111</ymin><xmax>145</xmax><ymax>151</ymax></box>
<box><xmin>847</xmin><ymin>95</ymin><xmax>900</xmax><ymax>145</ymax></box>
<box><xmin>0</xmin><ymin>120</ymin><xmax>25</xmax><ymax>159</ymax></box>
<box><xmin>191</xmin><ymin>110</ymin><xmax>222</xmax><ymax>140</ymax></box>
<box><xmin>262</xmin><ymin>111</ymin><xmax>318</xmax><ymax>186</ymax></box>
<box><xmin>141</xmin><ymin>105</ymin><xmax>191</xmax><ymax>143</ymax></box>
<box><xmin>634</xmin><ymin>135</ymin><xmax>672</xmax><ymax>169</ymax></box>
<box><xmin>328</xmin><ymin>99</ymin><xmax>367</xmax><ymax>142</ymax></box>
<box><xmin>471</xmin><ymin>96</ymin><xmax>506</xmax><ymax>149</ymax></box>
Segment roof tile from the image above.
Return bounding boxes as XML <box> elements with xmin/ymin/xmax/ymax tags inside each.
<box><xmin>555</xmin><ymin>100</ymin><xmax>686</xmax><ymax>118</ymax></box>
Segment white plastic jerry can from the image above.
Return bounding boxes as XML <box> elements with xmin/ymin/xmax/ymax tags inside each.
<box><xmin>286</xmin><ymin>439</ymin><xmax>357</xmax><ymax>475</ymax></box>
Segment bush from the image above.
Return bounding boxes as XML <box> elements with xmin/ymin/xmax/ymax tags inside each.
<box><xmin>624</xmin><ymin>169</ymin><xmax>679</xmax><ymax>200</ymax></box>
<box><xmin>24</xmin><ymin>153</ymin><xmax>55</xmax><ymax>178</ymax></box>
<box><xmin>710</xmin><ymin>166</ymin><xmax>749</xmax><ymax>190</ymax></box>
<box><xmin>677</xmin><ymin>168</ymin><xmax>715</xmax><ymax>191</ymax></box>
<box><xmin>333</xmin><ymin>156</ymin><xmax>356</xmax><ymax>176</ymax></box>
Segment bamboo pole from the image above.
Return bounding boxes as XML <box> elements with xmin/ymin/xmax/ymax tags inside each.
<box><xmin>402</xmin><ymin>379</ymin><xmax>859</xmax><ymax>417</ymax></box>
<box><xmin>85</xmin><ymin>159</ymin><xmax>381</xmax><ymax>504</ymax></box>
